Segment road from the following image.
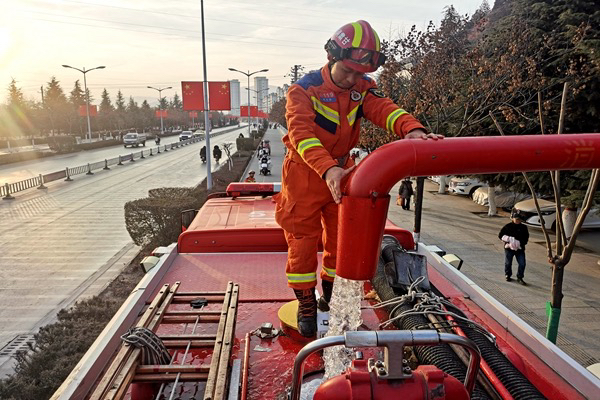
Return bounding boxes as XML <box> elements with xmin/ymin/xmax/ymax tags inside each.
<box><xmin>0</xmin><ymin>126</ymin><xmax>237</xmax><ymax>184</ymax></box>
<box><xmin>0</xmin><ymin>126</ymin><xmax>247</xmax><ymax>361</ymax></box>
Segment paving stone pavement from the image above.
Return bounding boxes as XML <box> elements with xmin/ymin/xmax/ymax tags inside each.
<box><xmin>0</xmin><ymin>127</ymin><xmax>247</xmax><ymax>371</ymax></box>
<box><xmin>387</xmin><ymin>180</ymin><xmax>600</xmax><ymax>366</ymax></box>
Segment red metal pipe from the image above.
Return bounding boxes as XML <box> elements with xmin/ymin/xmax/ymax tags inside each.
<box><xmin>337</xmin><ymin>134</ymin><xmax>600</xmax><ymax>280</ymax></box>
<box><xmin>241</xmin><ymin>332</ymin><xmax>251</xmax><ymax>400</ymax></box>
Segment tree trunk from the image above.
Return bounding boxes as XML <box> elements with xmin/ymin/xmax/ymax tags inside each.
<box><xmin>561</xmin><ymin>208</ymin><xmax>577</xmax><ymax>240</ymax></box>
<box><xmin>546</xmin><ymin>261</ymin><xmax>565</xmax><ymax>343</ymax></box>
<box><xmin>438</xmin><ymin>176</ymin><xmax>448</xmax><ymax>194</ymax></box>
<box><xmin>487</xmin><ymin>186</ymin><xmax>497</xmax><ymax>216</ymax></box>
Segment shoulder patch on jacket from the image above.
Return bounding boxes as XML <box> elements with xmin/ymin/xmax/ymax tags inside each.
<box><xmin>368</xmin><ymin>88</ymin><xmax>386</xmax><ymax>98</ymax></box>
<box><xmin>296</xmin><ymin>70</ymin><xmax>324</xmax><ymax>90</ymax></box>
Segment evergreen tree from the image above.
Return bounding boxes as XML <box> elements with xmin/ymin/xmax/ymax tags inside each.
<box><xmin>115</xmin><ymin>90</ymin><xmax>126</xmax><ymax>112</ymax></box>
<box><xmin>45</xmin><ymin>77</ymin><xmax>70</xmax><ymax>134</ymax></box>
<box><xmin>1</xmin><ymin>79</ymin><xmax>32</xmax><ymax>138</ymax></box>
<box><xmin>98</xmin><ymin>88</ymin><xmax>114</xmax><ymax>131</ymax></box>
<box><xmin>170</xmin><ymin>93</ymin><xmax>182</xmax><ymax>110</ymax></box>
<box><xmin>69</xmin><ymin>80</ymin><xmax>85</xmax><ymax>108</ymax></box>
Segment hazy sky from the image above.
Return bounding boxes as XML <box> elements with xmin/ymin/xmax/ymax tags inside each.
<box><xmin>2</xmin><ymin>0</ymin><xmax>487</xmax><ymax>107</ymax></box>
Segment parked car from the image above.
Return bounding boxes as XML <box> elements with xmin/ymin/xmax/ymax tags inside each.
<box><xmin>179</xmin><ymin>131</ymin><xmax>193</xmax><ymax>141</ymax></box>
<box><xmin>429</xmin><ymin>176</ymin><xmax>451</xmax><ymax>186</ymax></box>
<box><xmin>192</xmin><ymin>130</ymin><xmax>205</xmax><ymax>138</ymax></box>
<box><xmin>513</xmin><ymin>198</ymin><xmax>600</xmax><ymax>230</ymax></box>
<box><xmin>123</xmin><ymin>132</ymin><xmax>146</xmax><ymax>148</ymax></box>
<box><xmin>449</xmin><ymin>177</ymin><xmax>487</xmax><ymax>197</ymax></box>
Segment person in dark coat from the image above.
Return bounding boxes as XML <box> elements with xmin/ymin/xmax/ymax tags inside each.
<box><xmin>499</xmin><ymin>210</ymin><xmax>529</xmax><ymax>285</ymax></box>
<box><xmin>398</xmin><ymin>177</ymin><xmax>414</xmax><ymax>210</ymax></box>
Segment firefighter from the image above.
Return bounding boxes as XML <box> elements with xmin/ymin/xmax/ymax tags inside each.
<box><xmin>274</xmin><ymin>20</ymin><xmax>443</xmax><ymax>337</ymax></box>
<box><xmin>245</xmin><ymin>170</ymin><xmax>256</xmax><ymax>182</ymax></box>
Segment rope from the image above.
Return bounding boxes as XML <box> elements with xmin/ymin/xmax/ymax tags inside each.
<box><xmin>121</xmin><ymin>327</ymin><xmax>171</xmax><ymax>365</ymax></box>
<box><xmin>364</xmin><ymin>276</ymin><xmax>496</xmax><ymax>344</ymax></box>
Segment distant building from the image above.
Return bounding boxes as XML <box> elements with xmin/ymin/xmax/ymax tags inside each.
<box><xmin>268</xmin><ymin>92</ymin><xmax>277</xmax><ymax>112</ymax></box>
<box><xmin>230</xmin><ymin>79</ymin><xmax>240</xmax><ymax>116</ymax></box>
<box><xmin>254</xmin><ymin>76</ymin><xmax>268</xmax><ymax>113</ymax></box>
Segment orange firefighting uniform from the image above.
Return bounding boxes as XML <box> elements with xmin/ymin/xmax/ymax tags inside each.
<box><xmin>245</xmin><ymin>176</ymin><xmax>256</xmax><ymax>183</ymax></box>
<box><xmin>274</xmin><ymin>64</ymin><xmax>425</xmax><ymax>290</ymax></box>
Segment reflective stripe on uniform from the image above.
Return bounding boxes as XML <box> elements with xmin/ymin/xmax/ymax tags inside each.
<box><xmin>287</xmin><ymin>272</ymin><xmax>317</xmax><ymax>284</ymax></box>
<box><xmin>311</xmin><ymin>96</ymin><xmax>340</xmax><ymax>125</ymax></box>
<box><xmin>322</xmin><ymin>266</ymin><xmax>336</xmax><ymax>278</ymax></box>
<box><xmin>347</xmin><ymin>91</ymin><xmax>367</xmax><ymax>126</ymax></box>
<box><xmin>297</xmin><ymin>138</ymin><xmax>324</xmax><ymax>158</ymax></box>
<box><xmin>386</xmin><ymin>108</ymin><xmax>408</xmax><ymax>133</ymax></box>
<box><xmin>351</xmin><ymin>22</ymin><xmax>363</xmax><ymax>47</ymax></box>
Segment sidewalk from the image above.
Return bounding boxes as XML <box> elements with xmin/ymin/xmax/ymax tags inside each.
<box><xmin>387</xmin><ymin>180</ymin><xmax>600</xmax><ymax>366</ymax></box>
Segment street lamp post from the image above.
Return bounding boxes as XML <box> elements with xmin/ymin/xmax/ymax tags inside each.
<box><xmin>62</xmin><ymin>65</ymin><xmax>105</xmax><ymax>141</ymax></box>
<box><xmin>147</xmin><ymin>86</ymin><xmax>172</xmax><ymax>135</ymax></box>
<box><xmin>228</xmin><ymin>68</ymin><xmax>268</xmax><ymax>138</ymax></box>
<box><xmin>246</xmin><ymin>87</ymin><xmax>268</xmax><ymax>130</ymax></box>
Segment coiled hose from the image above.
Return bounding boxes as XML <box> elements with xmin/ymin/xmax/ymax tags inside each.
<box><xmin>375</xmin><ymin>237</ymin><xmax>546</xmax><ymax>399</ymax></box>
<box><xmin>372</xmin><ymin>255</ymin><xmax>491</xmax><ymax>400</ymax></box>
<box><xmin>443</xmin><ymin>301</ymin><xmax>545</xmax><ymax>399</ymax></box>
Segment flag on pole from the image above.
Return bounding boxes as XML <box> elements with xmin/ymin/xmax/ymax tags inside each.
<box><xmin>240</xmin><ymin>106</ymin><xmax>258</xmax><ymax>117</ymax></box>
<box><xmin>189</xmin><ymin>111</ymin><xmax>198</xmax><ymax>118</ymax></box>
<box><xmin>182</xmin><ymin>81</ymin><xmax>231</xmax><ymax>111</ymax></box>
<box><xmin>78</xmin><ymin>105</ymin><xmax>97</xmax><ymax>117</ymax></box>
<box><xmin>155</xmin><ymin>110</ymin><xmax>168</xmax><ymax>118</ymax></box>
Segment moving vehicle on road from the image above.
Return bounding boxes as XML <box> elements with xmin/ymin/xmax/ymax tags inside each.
<box><xmin>53</xmin><ymin>135</ymin><xmax>600</xmax><ymax>400</ymax></box>
<box><xmin>513</xmin><ymin>198</ymin><xmax>600</xmax><ymax>230</ymax></box>
<box><xmin>123</xmin><ymin>132</ymin><xmax>146</xmax><ymax>148</ymax></box>
<box><xmin>179</xmin><ymin>131</ymin><xmax>193</xmax><ymax>141</ymax></box>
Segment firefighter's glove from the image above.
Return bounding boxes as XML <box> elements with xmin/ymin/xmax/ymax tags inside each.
<box><xmin>405</xmin><ymin>128</ymin><xmax>444</xmax><ymax>140</ymax></box>
<box><xmin>324</xmin><ymin>165</ymin><xmax>356</xmax><ymax>204</ymax></box>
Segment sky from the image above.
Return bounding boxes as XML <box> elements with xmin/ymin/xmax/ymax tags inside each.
<box><xmin>1</xmin><ymin>0</ymin><xmax>487</xmax><ymax>107</ymax></box>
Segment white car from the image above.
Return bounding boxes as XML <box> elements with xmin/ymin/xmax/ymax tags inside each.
<box><xmin>449</xmin><ymin>177</ymin><xmax>487</xmax><ymax>197</ymax></box>
<box><xmin>513</xmin><ymin>198</ymin><xmax>600</xmax><ymax>230</ymax></box>
<box><xmin>472</xmin><ymin>187</ymin><xmax>530</xmax><ymax>208</ymax></box>
<box><xmin>179</xmin><ymin>131</ymin><xmax>193</xmax><ymax>141</ymax></box>
<box><xmin>123</xmin><ymin>132</ymin><xmax>146</xmax><ymax>148</ymax></box>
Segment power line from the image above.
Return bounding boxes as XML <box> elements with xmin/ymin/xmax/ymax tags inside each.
<box><xmin>26</xmin><ymin>10</ymin><xmax>318</xmax><ymax>48</ymax></box>
<box><xmin>59</xmin><ymin>0</ymin><xmax>332</xmax><ymax>33</ymax></box>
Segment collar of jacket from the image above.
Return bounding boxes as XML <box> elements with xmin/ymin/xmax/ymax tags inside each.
<box><xmin>320</xmin><ymin>63</ymin><xmax>359</xmax><ymax>94</ymax></box>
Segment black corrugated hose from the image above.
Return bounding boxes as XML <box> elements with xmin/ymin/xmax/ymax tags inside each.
<box><xmin>372</xmin><ymin>255</ymin><xmax>491</xmax><ymax>400</ymax></box>
<box><xmin>374</xmin><ymin>238</ymin><xmax>546</xmax><ymax>399</ymax></box>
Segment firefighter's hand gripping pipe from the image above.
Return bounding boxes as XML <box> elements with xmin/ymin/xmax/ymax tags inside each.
<box><xmin>336</xmin><ymin>134</ymin><xmax>600</xmax><ymax>281</ymax></box>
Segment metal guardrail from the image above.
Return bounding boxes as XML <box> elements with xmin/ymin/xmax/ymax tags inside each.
<box><xmin>1</xmin><ymin>126</ymin><xmax>241</xmax><ymax>200</ymax></box>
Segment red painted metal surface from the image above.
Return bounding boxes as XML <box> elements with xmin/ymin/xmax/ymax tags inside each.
<box><xmin>338</xmin><ymin>134</ymin><xmax>600</xmax><ymax>280</ymax></box>
<box><xmin>314</xmin><ymin>361</ymin><xmax>469</xmax><ymax>400</ymax></box>
<box><xmin>179</xmin><ymin>196</ymin><xmax>414</xmax><ymax>254</ymax></box>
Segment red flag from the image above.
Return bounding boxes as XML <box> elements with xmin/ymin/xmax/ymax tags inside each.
<box><xmin>240</xmin><ymin>106</ymin><xmax>258</xmax><ymax>117</ymax></box>
<box><xmin>189</xmin><ymin>111</ymin><xmax>198</xmax><ymax>118</ymax></box>
<box><xmin>155</xmin><ymin>110</ymin><xmax>167</xmax><ymax>118</ymax></box>
<box><xmin>79</xmin><ymin>105</ymin><xmax>97</xmax><ymax>117</ymax></box>
<box><xmin>182</xmin><ymin>81</ymin><xmax>231</xmax><ymax>111</ymax></box>
<box><xmin>209</xmin><ymin>81</ymin><xmax>231</xmax><ymax>110</ymax></box>
<box><xmin>182</xmin><ymin>81</ymin><xmax>204</xmax><ymax>111</ymax></box>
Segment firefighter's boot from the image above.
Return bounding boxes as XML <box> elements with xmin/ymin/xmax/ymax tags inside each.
<box><xmin>293</xmin><ymin>288</ymin><xmax>317</xmax><ymax>337</ymax></box>
<box><xmin>317</xmin><ymin>280</ymin><xmax>333</xmax><ymax>312</ymax></box>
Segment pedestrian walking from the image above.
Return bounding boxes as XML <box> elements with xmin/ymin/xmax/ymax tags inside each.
<box><xmin>398</xmin><ymin>177</ymin><xmax>414</xmax><ymax>210</ymax></box>
<box><xmin>499</xmin><ymin>210</ymin><xmax>529</xmax><ymax>285</ymax></box>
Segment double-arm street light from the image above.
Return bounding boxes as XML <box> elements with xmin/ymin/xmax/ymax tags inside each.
<box><xmin>246</xmin><ymin>87</ymin><xmax>269</xmax><ymax>129</ymax></box>
<box><xmin>228</xmin><ymin>68</ymin><xmax>268</xmax><ymax>137</ymax></box>
<box><xmin>147</xmin><ymin>86</ymin><xmax>172</xmax><ymax>135</ymax></box>
<box><xmin>62</xmin><ymin>65</ymin><xmax>105</xmax><ymax>141</ymax></box>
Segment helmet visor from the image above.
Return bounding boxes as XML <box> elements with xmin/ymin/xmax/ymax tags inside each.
<box><xmin>343</xmin><ymin>47</ymin><xmax>386</xmax><ymax>68</ymax></box>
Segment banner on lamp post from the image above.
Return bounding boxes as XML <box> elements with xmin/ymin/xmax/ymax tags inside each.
<box><xmin>155</xmin><ymin>110</ymin><xmax>168</xmax><ymax>118</ymax></box>
<box><xmin>181</xmin><ymin>81</ymin><xmax>231</xmax><ymax>111</ymax></box>
<box><xmin>78</xmin><ymin>105</ymin><xmax>97</xmax><ymax>117</ymax></box>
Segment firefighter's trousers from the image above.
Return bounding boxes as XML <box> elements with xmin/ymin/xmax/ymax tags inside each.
<box><xmin>275</xmin><ymin>157</ymin><xmax>340</xmax><ymax>290</ymax></box>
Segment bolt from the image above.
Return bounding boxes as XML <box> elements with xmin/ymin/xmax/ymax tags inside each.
<box><xmin>378</xmin><ymin>367</ymin><xmax>387</xmax><ymax>375</ymax></box>
<box><xmin>403</xmin><ymin>367</ymin><xmax>412</xmax><ymax>374</ymax></box>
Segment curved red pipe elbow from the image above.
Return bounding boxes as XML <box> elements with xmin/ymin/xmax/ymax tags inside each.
<box><xmin>337</xmin><ymin>134</ymin><xmax>600</xmax><ymax>281</ymax></box>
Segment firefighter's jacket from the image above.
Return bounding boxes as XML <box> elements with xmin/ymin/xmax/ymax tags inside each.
<box><xmin>282</xmin><ymin>64</ymin><xmax>425</xmax><ymax>178</ymax></box>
